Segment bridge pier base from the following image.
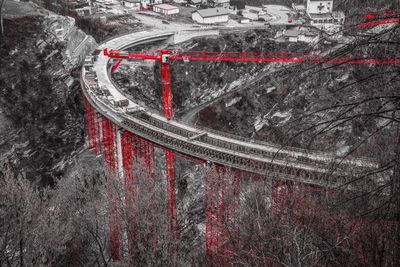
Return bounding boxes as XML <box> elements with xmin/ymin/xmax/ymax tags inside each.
<box><xmin>205</xmin><ymin>164</ymin><xmax>241</xmax><ymax>265</ymax></box>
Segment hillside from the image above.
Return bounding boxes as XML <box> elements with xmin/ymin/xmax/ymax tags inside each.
<box><xmin>0</xmin><ymin>0</ymin><xmax>399</xmax><ymax>265</ymax></box>
<box><xmin>0</xmin><ymin>8</ymin><xmax>97</xmax><ymax>185</ymax></box>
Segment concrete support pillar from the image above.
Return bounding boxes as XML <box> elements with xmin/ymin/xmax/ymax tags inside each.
<box><xmin>116</xmin><ymin>128</ymin><xmax>124</xmax><ymax>179</ymax></box>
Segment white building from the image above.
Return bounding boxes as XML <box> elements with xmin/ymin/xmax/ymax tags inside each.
<box><xmin>242</xmin><ymin>9</ymin><xmax>260</xmax><ymax>20</ymax></box>
<box><xmin>292</xmin><ymin>3</ymin><xmax>306</xmax><ymax>13</ymax></box>
<box><xmin>242</xmin><ymin>6</ymin><xmax>267</xmax><ymax>21</ymax></box>
<box><xmin>141</xmin><ymin>0</ymin><xmax>162</xmax><ymax>9</ymax></box>
<box><xmin>74</xmin><ymin>6</ymin><xmax>93</xmax><ymax>16</ymax></box>
<box><xmin>121</xmin><ymin>0</ymin><xmax>141</xmax><ymax>9</ymax></box>
<box><xmin>208</xmin><ymin>0</ymin><xmax>230</xmax><ymax>9</ymax></box>
<box><xmin>276</xmin><ymin>26</ymin><xmax>320</xmax><ymax>44</ymax></box>
<box><xmin>306</xmin><ymin>0</ymin><xmax>345</xmax><ymax>29</ymax></box>
<box><xmin>298</xmin><ymin>31</ymin><xmax>319</xmax><ymax>43</ymax></box>
<box><xmin>172</xmin><ymin>0</ymin><xmax>187</xmax><ymax>3</ymax></box>
<box><xmin>153</xmin><ymin>4</ymin><xmax>179</xmax><ymax>16</ymax></box>
<box><xmin>284</xmin><ymin>29</ymin><xmax>300</xmax><ymax>42</ymax></box>
<box><xmin>192</xmin><ymin>8</ymin><xmax>230</xmax><ymax>24</ymax></box>
<box><xmin>189</xmin><ymin>0</ymin><xmax>203</xmax><ymax>7</ymax></box>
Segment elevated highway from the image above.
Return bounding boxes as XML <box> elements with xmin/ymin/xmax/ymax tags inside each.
<box><xmin>80</xmin><ymin>29</ymin><xmax>384</xmax><ymax>263</ymax></box>
<box><xmin>81</xmin><ymin>29</ymin><xmax>378</xmax><ymax>187</ymax></box>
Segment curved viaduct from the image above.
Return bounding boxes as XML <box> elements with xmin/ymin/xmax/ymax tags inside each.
<box><xmin>80</xmin><ymin>30</ymin><xmax>379</xmax><ymax>262</ymax></box>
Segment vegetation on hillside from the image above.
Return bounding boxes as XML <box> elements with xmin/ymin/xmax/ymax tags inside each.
<box><xmin>0</xmin><ymin>1</ymin><xmax>399</xmax><ymax>266</ymax></box>
<box><xmin>0</xmin><ymin>17</ymin><xmax>84</xmax><ymax>186</ymax></box>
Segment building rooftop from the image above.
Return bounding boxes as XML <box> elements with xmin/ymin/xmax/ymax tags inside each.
<box><xmin>293</xmin><ymin>4</ymin><xmax>306</xmax><ymax>10</ymax></box>
<box><xmin>154</xmin><ymin>4</ymin><xmax>179</xmax><ymax>10</ymax></box>
<box><xmin>245</xmin><ymin>5</ymin><xmax>263</xmax><ymax>11</ymax></box>
<box><xmin>194</xmin><ymin>8</ymin><xmax>230</xmax><ymax>18</ymax></box>
<box><xmin>285</xmin><ymin>29</ymin><xmax>300</xmax><ymax>37</ymax></box>
<box><xmin>212</xmin><ymin>0</ymin><xmax>230</xmax><ymax>3</ymax></box>
<box><xmin>301</xmin><ymin>28</ymin><xmax>320</xmax><ymax>36</ymax></box>
<box><xmin>75</xmin><ymin>6</ymin><xmax>91</xmax><ymax>10</ymax></box>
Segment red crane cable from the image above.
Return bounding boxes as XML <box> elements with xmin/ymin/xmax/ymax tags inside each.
<box><xmin>104</xmin><ymin>48</ymin><xmax>400</xmax><ymax>66</ymax></box>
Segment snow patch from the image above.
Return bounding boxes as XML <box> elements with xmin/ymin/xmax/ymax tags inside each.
<box><xmin>254</xmin><ymin>114</ymin><xmax>264</xmax><ymax>131</ymax></box>
<box><xmin>335</xmin><ymin>73</ymin><xmax>349</xmax><ymax>82</ymax></box>
<box><xmin>187</xmin><ymin>43</ymin><xmax>199</xmax><ymax>50</ymax></box>
<box><xmin>336</xmin><ymin>140</ymin><xmax>350</xmax><ymax>157</ymax></box>
<box><xmin>266</xmin><ymin>86</ymin><xmax>276</xmax><ymax>93</ymax></box>
<box><xmin>271</xmin><ymin>111</ymin><xmax>291</xmax><ymax>121</ymax></box>
<box><xmin>267</xmin><ymin>110</ymin><xmax>293</xmax><ymax>126</ymax></box>
<box><xmin>225</xmin><ymin>96</ymin><xmax>242</xmax><ymax>107</ymax></box>
<box><xmin>228</xmin><ymin>75</ymin><xmax>248</xmax><ymax>90</ymax></box>
<box><xmin>10</xmin><ymin>48</ymin><xmax>18</xmax><ymax>56</ymax></box>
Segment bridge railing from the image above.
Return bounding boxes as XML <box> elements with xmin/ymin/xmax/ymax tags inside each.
<box><xmin>120</xmin><ymin>116</ymin><xmax>365</xmax><ymax>188</ymax></box>
<box><xmin>175</xmin><ymin>117</ymin><xmax>378</xmax><ymax>169</ymax></box>
<box><xmin>132</xmin><ymin>112</ymin><xmax>376</xmax><ymax>176</ymax></box>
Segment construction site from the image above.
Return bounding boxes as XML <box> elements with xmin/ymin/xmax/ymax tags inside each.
<box><xmin>1</xmin><ymin>0</ymin><xmax>400</xmax><ymax>266</ymax></box>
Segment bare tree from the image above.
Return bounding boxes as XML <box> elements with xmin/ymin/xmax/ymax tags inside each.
<box><xmin>0</xmin><ymin>0</ymin><xmax>5</xmax><ymax>36</ymax></box>
<box><xmin>267</xmin><ymin>21</ymin><xmax>400</xmax><ymax>265</ymax></box>
<box><xmin>0</xmin><ymin>163</ymin><xmax>112</xmax><ymax>266</ymax></box>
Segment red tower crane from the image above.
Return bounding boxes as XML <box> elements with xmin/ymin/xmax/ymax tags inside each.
<box><xmin>104</xmin><ymin>48</ymin><xmax>399</xmax><ymax>118</ymax></box>
<box><xmin>104</xmin><ymin>5</ymin><xmax>400</xmax><ymax>116</ymax></box>
<box><xmin>103</xmin><ymin>47</ymin><xmax>399</xmax><ymax>243</ymax></box>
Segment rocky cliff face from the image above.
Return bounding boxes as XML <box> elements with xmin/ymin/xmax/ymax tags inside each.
<box><xmin>0</xmin><ymin>11</ymin><xmax>97</xmax><ymax>185</ymax></box>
